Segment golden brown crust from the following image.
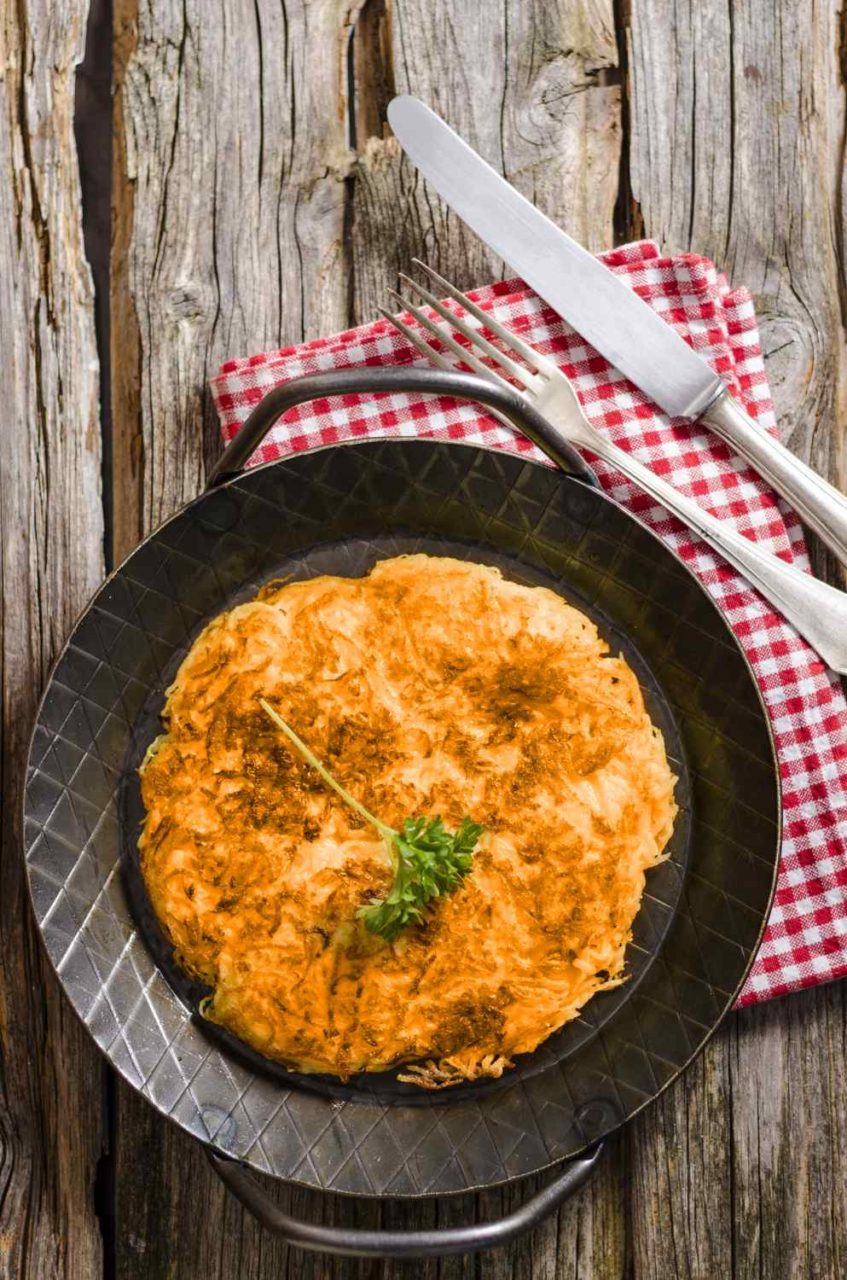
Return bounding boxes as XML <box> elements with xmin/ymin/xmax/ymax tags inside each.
<box><xmin>139</xmin><ymin>555</ymin><xmax>677</xmax><ymax>1085</ymax></box>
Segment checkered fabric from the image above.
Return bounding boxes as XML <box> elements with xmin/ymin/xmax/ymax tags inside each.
<box><xmin>211</xmin><ymin>239</ymin><xmax>847</xmax><ymax>1006</ymax></box>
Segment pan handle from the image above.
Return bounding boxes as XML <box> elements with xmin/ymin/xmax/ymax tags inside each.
<box><xmin>207</xmin><ymin>366</ymin><xmax>598</xmax><ymax>488</ymax></box>
<box><xmin>206</xmin><ymin>1143</ymin><xmax>603</xmax><ymax>1258</ymax></box>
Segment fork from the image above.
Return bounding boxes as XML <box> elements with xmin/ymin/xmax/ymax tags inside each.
<box><xmin>380</xmin><ymin>263</ymin><xmax>847</xmax><ymax>676</ymax></box>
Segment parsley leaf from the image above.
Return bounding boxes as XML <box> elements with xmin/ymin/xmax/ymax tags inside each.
<box><xmin>259</xmin><ymin>699</ymin><xmax>482</xmax><ymax>941</ymax></box>
<box><xmin>358</xmin><ymin>815</ymin><xmax>483</xmax><ymax>940</ymax></box>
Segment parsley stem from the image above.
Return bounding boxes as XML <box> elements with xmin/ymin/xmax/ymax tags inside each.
<box><xmin>258</xmin><ymin>698</ymin><xmax>397</xmax><ymax>844</ymax></box>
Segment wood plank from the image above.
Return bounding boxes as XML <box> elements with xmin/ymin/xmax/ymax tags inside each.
<box><xmin>628</xmin><ymin>985</ymin><xmax>847</xmax><ymax>1280</ymax></box>
<box><xmin>110</xmin><ymin>1</ymin><xmax>626</xmax><ymax>1275</ymax></box>
<box><xmin>111</xmin><ymin>0</ymin><xmax>353</xmax><ymax>559</ymax></box>
<box><xmin>349</xmin><ymin>6</ymin><xmax>626</xmax><ymax>1279</ymax></box>
<box><xmin>0</xmin><ymin>2</ymin><xmax>106</xmax><ymax>1278</ymax></box>
<box><xmin>350</xmin><ymin>0</ymin><xmax>621</xmax><ymax>312</ymax></box>
<box><xmin>624</xmin><ymin>0</ymin><xmax>847</xmax><ymax>1276</ymax></box>
<box><xmin>110</xmin><ymin>0</ymin><xmax>355</xmax><ymax>1273</ymax></box>
<box><xmin>731</xmin><ymin>986</ymin><xmax>847</xmax><ymax>1280</ymax></box>
<box><xmin>625</xmin><ymin>0</ymin><xmax>847</xmax><ymax>576</ymax></box>
<box><xmin>109</xmin><ymin>0</ymin><xmax>847</xmax><ymax>1274</ymax></box>
<box><xmin>627</xmin><ymin>1034</ymin><xmax>734</xmax><ymax>1278</ymax></box>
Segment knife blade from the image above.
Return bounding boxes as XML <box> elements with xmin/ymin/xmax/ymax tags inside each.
<box><xmin>388</xmin><ymin>94</ymin><xmax>847</xmax><ymax>571</ymax></box>
<box><xmin>387</xmin><ymin>95</ymin><xmax>723</xmax><ymax>421</ymax></box>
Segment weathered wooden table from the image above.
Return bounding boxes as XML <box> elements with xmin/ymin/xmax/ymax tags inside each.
<box><xmin>3</xmin><ymin>1</ymin><xmax>846</xmax><ymax>1276</ymax></box>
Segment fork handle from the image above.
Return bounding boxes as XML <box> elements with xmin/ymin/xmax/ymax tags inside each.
<box><xmin>703</xmin><ymin>391</ymin><xmax>847</xmax><ymax>569</ymax></box>
<box><xmin>587</xmin><ymin>435</ymin><xmax>847</xmax><ymax>674</ymax></box>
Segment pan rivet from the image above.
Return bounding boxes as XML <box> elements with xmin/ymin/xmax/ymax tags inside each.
<box><xmin>575</xmin><ymin>1100</ymin><xmax>617</xmax><ymax>1138</ymax></box>
<box><xmin>198</xmin><ymin>1104</ymin><xmax>237</xmax><ymax>1146</ymax></box>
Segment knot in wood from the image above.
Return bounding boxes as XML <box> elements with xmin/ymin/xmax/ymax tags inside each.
<box><xmin>165</xmin><ymin>284</ymin><xmax>207</xmax><ymax>321</ymax></box>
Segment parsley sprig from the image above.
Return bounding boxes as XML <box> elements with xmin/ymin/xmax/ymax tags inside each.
<box><xmin>259</xmin><ymin>698</ymin><xmax>482</xmax><ymax>940</ymax></box>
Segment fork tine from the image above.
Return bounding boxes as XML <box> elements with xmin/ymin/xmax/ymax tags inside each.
<box><xmin>379</xmin><ymin>307</ymin><xmax>517</xmax><ymax>433</ymax></box>
<box><xmin>387</xmin><ymin>288</ymin><xmax>503</xmax><ymax>386</ymax></box>
<box><xmin>399</xmin><ymin>273</ymin><xmax>537</xmax><ymax>391</ymax></box>
<box><xmin>377</xmin><ymin>307</ymin><xmax>454</xmax><ymax>370</ymax></box>
<box><xmin>412</xmin><ymin>259</ymin><xmax>561</xmax><ymax>380</ymax></box>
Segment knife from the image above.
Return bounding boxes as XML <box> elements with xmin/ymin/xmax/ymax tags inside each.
<box><xmin>388</xmin><ymin>95</ymin><xmax>847</xmax><ymax>570</ymax></box>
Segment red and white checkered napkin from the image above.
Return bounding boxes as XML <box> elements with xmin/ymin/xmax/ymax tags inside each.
<box><xmin>211</xmin><ymin>239</ymin><xmax>847</xmax><ymax>1007</ymax></box>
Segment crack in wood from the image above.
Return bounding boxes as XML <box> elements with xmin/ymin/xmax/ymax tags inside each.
<box><xmin>613</xmin><ymin>0</ymin><xmax>644</xmax><ymax>244</ymax></box>
<box><xmin>111</xmin><ymin>0</ymin><xmax>144</xmax><ymax>560</ymax></box>
<box><xmin>348</xmin><ymin>0</ymin><xmax>395</xmax><ymax>152</ymax></box>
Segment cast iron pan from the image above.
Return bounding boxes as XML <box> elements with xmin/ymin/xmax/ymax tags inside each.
<box><xmin>24</xmin><ymin>368</ymin><xmax>780</xmax><ymax>1257</ymax></box>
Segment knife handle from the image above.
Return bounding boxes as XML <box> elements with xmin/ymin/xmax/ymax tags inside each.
<box><xmin>702</xmin><ymin>391</ymin><xmax>847</xmax><ymax>571</ymax></box>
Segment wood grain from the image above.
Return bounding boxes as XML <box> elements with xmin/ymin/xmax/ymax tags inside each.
<box><xmin>112</xmin><ymin>0</ymin><xmax>847</xmax><ymax>1277</ymax></box>
<box><xmin>0</xmin><ymin>2</ymin><xmax>105</xmax><ymax>1278</ymax></box>
<box><xmin>346</xmin><ymin>10</ymin><xmax>626</xmax><ymax>1272</ymax></box>
<box><xmin>625</xmin><ymin>2</ymin><xmax>847</xmax><ymax>1276</ymax></box>
<box><xmin>1</xmin><ymin>0</ymin><xmax>845</xmax><ymax>1274</ymax></box>
<box><xmin>110</xmin><ymin>0</ymin><xmax>355</xmax><ymax>1272</ymax></box>
<box><xmin>349</xmin><ymin>0</ymin><xmax>620</xmax><ymax>319</ymax></box>
<box><xmin>626</xmin><ymin>0</ymin><xmax>847</xmax><ymax>579</ymax></box>
<box><xmin>109</xmin><ymin>1</ymin><xmax>628</xmax><ymax>1276</ymax></box>
<box><xmin>111</xmin><ymin>0</ymin><xmax>353</xmax><ymax>556</ymax></box>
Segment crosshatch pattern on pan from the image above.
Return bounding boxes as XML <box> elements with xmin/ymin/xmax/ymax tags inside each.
<box><xmin>24</xmin><ymin>440</ymin><xmax>780</xmax><ymax>1197</ymax></box>
<box><xmin>118</xmin><ymin>531</ymin><xmax>691</xmax><ymax>1106</ymax></box>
